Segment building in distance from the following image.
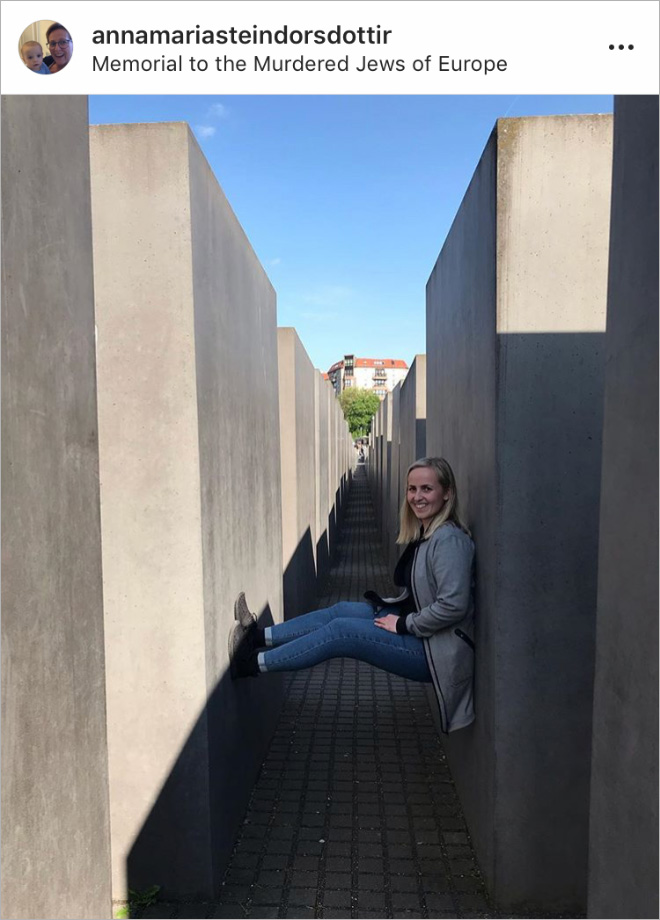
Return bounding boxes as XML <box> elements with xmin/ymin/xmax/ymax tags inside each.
<box><xmin>327</xmin><ymin>354</ymin><xmax>408</xmax><ymax>400</ymax></box>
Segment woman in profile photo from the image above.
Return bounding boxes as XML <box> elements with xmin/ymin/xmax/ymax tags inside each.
<box><xmin>45</xmin><ymin>23</ymin><xmax>73</xmax><ymax>73</ymax></box>
<box><xmin>229</xmin><ymin>456</ymin><xmax>476</xmax><ymax>734</ymax></box>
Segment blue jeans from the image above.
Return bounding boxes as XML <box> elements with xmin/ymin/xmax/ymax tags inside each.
<box><xmin>259</xmin><ymin>601</ymin><xmax>432</xmax><ymax>683</ymax></box>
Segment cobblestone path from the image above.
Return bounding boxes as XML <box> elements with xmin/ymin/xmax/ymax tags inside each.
<box><xmin>140</xmin><ymin>466</ymin><xmax>496</xmax><ymax>920</ymax></box>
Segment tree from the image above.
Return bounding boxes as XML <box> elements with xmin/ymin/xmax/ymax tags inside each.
<box><xmin>338</xmin><ymin>388</ymin><xmax>382</xmax><ymax>438</ymax></box>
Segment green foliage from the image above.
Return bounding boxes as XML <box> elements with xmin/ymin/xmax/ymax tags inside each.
<box><xmin>339</xmin><ymin>388</ymin><xmax>382</xmax><ymax>437</ymax></box>
<box><xmin>115</xmin><ymin>885</ymin><xmax>161</xmax><ymax>919</ymax></box>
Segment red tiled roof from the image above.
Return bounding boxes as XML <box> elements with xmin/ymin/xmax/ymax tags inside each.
<box><xmin>355</xmin><ymin>358</ymin><xmax>408</xmax><ymax>369</ymax></box>
<box><xmin>325</xmin><ymin>357</ymin><xmax>408</xmax><ymax>373</ymax></box>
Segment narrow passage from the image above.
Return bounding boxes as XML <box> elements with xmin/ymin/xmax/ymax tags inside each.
<box><xmin>145</xmin><ymin>467</ymin><xmax>494</xmax><ymax>919</ymax></box>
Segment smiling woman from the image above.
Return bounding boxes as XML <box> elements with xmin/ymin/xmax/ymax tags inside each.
<box><xmin>229</xmin><ymin>456</ymin><xmax>476</xmax><ymax>734</ymax></box>
<box><xmin>45</xmin><ymin>22</ymin><xmax>73</xmax><ymax>73</ymax></box>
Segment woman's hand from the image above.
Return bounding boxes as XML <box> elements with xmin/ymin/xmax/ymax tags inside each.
<box><xmin>374</xmin><ymin>613</ymin><xmax>400</xmax><ymax>633</ymax></box>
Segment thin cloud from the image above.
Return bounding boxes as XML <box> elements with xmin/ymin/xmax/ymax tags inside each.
<box><xmin>207</xmin><ymin>103</ymin><xmax>229</xmax><ymax>119</ymax></box>
<box><xmin>269</xmin><ymin>258</ymin><xmax>282</xmax><ymax>266</ymax></box>
<box><xmin>195</xmin><ymin>125</ymin><xmax>216</xmax><ymax>138</ymax></box>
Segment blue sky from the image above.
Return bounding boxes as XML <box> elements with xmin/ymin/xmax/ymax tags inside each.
<box><xmin>89</xmin><ymin>95</ymin><xmax>612</xmax><ymax>372</ymax></box>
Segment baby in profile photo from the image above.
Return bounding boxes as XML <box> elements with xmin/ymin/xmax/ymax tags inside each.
<box><xmin>20</xmin><ymin>41</ymin><xmax>50</xmax><ymax>74</ymax></box>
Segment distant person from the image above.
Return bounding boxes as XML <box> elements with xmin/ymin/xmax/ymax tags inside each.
<box><xmin>45</xmin><ymin>23</ymin><xmax>73</xmax><ymax>72</ymax></box>
<box><xmin>229</xmin><ymin>457</ymin><xmax>476</xmax><ymax>733</ymax></box>
<box><xmin>20</xmin><ymin>41</ymin><xmax>50</xmax><ymax>74</ymax></box>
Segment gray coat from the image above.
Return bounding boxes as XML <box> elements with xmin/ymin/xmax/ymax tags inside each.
<box><xmin>370</xmin><ymin>522</ymin><xmax>475</xmax><ymax>733</ymax></box>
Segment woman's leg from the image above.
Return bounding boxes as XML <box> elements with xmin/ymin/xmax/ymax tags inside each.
<box><xmin>259</xmin><ymin>615</ymin><xmax>432</xmax><ymax>683</ymax></box>
<box><xmin>264</xmin><ymin>601</ymin><xmax>374</xmax><ymax>647</ymax></box>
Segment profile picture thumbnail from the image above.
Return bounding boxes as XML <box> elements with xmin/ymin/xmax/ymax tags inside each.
<box><xmin>19</xmin><ymin>21</ymin><xmax>73</xmax><ymax>75</ymax></box>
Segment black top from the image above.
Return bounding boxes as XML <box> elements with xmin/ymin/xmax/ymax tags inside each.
<box><xmin>393</xmin><ymin>534</ymin><xmax>424</xmax><ymax>616</ymax></box>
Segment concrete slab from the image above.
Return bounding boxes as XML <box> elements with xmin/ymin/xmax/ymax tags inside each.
<box><xmin>426</xmin><ymin>114</ymin><xmax>613</xmax><ymax>913</ymax></box>
<box><xmin>1</xmin><ymin>96</ymin><xmax>112</xmax><ymax>920</ymax></box>
<box><xmin>89</xmin><ymin>122</ymin><xmax>284</xmax><ymax>900</ymax></box>
<box><xmin>278</xmin><ymin>328</ymin><xmax>318</xmax><ymax>619</ymax></box>
<box><xmin>386</xmin><ymin>384</ymin><xmax>402</xmax><ymax>571</ymax></box>
<box><xmin>587</xmin><ymin>96</ymin><xmax>659</xmax><ymax>920</ymax></box>
<box><xmin>399</xmin><ymin>355</ymin><xmax>427</xmax><ymax>476</ymax></box>
<box><xmin>314</xmin><ymin>373</ymin><xmax>331</xmax><ymax>583</ymax></box>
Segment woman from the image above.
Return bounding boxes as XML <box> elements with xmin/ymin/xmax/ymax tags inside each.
<box><xmin>230</xmin><ymin>457</ymin><xmax>475</xmax><ymax>733</ymax></box>
<box><xmin>45</xmin><ymin>23</ymin><xmax>73</xmax><ymax>73</ymax></box>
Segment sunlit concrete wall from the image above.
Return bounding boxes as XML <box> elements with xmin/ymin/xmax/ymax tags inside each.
<box><xmin>369</xmin><ymin>396</ymin><xmax>389</xmax><ymax>553</ymax></box>
<box><xmin>328</xmin><ymin>384</ymin><xmax>353</xmax><ymax>550</ymax></box>
<box><xmin>89</xmin><ymin>122</ymin><xmax>284</xmax><ymax>901</ymax></box>
<box><xmin>368</xmin><ymin>358</ymin><xmax>427</xmax><ymax>574</ymax></box>
<box><xmin>426</xmin><ymin>115</ymin><xmax>613</xmax><ymax>913</ymax></box>
<box><xmin>367</xmin><ymin>402</ymin><xmax>380</xmax><ymax>500</ymax></box>
<box><xmin>278</xmin><ymin>328</ymin><xmax>318</xmax><ymax>619</ymax></box>
<box><xmin>399</xmin><ymin>355</ymin><xmax>427</xmax><ymax>476</ymax></box>
<box><xmin>386</xmin><ymin>385</ymin><xmax>402</xmax><ymax>571</ymax></box>
<box><xmin>379</xmin><ymin>396</ymin><xmax>391</xmax><ymax>549</ymax></box>
<box><xmin>587</xmin><ymin>96</ymin><xmax>658</xmax><ymax>920</ymax></box>
<box><xmin>315</xmin><ymin>373</ymin><xmax>331</xmax><ymax>583</ymax></box>
<box><xmin>1</xmin><ymin>97</ymin><xmax>112</xmax><ymax>920</ymax></box>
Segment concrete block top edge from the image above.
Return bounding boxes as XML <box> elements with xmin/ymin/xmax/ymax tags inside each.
<box><xmin>89</xmin><ymin>120</ymin><xmax>190</xmax><ymax>128</ymax></box>
<box><xmin>425</xmin><ymin>111</ymin><xmax>614</xmax><ymax>294</ymax></box>
<box><xmin>89</xmin><ymin>120</ymin><xmax>276</xmax><ymax>297</ymax></box>
<box><xmin>496</xmin><ymin>112</ymin><xmax>612</xmax><ymax>125</ymax></box>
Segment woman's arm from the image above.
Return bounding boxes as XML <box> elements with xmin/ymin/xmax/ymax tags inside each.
<box><xmin>403</xmin><ymin>530</ymin><xmax>474</xmax><ymax>638</ymax></box>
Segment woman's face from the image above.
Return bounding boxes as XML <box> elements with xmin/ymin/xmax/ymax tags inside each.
<box><xmin>407</xmin><ymin>467</ymin><xmax>449</xmax><ymax>529</ymax></box>
<box><xmin>47</xmin><ymin>29</ymin><xmax>73</xmax><ymax>68</ymax></box>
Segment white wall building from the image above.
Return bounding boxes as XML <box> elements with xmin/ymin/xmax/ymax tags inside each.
<box><xmin>327</xmin><ymin>355</ymin><xmax>408</xmax><ymax>400</ymax></box>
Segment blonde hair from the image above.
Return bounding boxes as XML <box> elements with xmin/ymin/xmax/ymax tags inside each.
<box><xmin>21</xmin><ymin>41</ymin><xmax>43</xmax><ymax>56</ymax></box>
<box><xmin>396</xmin><ymin>457</ymin><xmax>470</xmax><ymax>544</ymax></box>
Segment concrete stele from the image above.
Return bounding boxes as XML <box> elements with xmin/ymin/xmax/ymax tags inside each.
<box><xmin>89</xmin><ymin>122</ymin><xmax>284</xmax><ymax>900</ymax></box>
<box><xmin>426</xmin><ymin>114</ymin><xmax>613</xmax><ymax>913</ymax></box>
<box><xmin>387</xmin><ymin>384</ymin><xmax>403</xmax><ymax>571</ymax></box>
<box><xmin>1</xmin><ymin>96</ymin><xmax>112</xmax><ymax>920</ymax></box>
<box><xmin>314</xmin><ymin>372</ymin><xmax>331</xmax><ymax>583</ymax></box>
<box><xmin>398</xmin><ymin>354</ymin><xmax>427</xmax><ymax>477</ymax></box>
<box><xmin>587</xmin><ymin>96</ymin><xmax>659</xmax><ymax>920</ymax></box>
<box><xmin>278</xmin><ymin>327</ymin><xmax>318</xmax><ymax>619</ymax></box>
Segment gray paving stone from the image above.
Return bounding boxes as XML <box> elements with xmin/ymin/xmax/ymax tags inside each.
<box><xmin>260</xmin><ymin>854</ymin><xmax>289</xmax><ymax>870</ymax></box>
<box><xmin>390</xmin><ymin>876</ymin><xmax>419</xmax><ymax>893</ymax></box>
<box><xmin>424</xmin><ymin>892</ymin><xmax>456</xmax><ymax>910</ymax></box>
<box><xmin>356</xmin><ymin>890</ymin><xmax>388</xmax><ymax>909</ymax></box>
<box><xmin>225</xmin><ymin>868</ymin><xmax>255</xmax><ymax>885</ymax></box>
<box><xmin>290</xmin><ymin>870</ymin><xmax>319</xmax><ymax>888</ymax></box>
<box><xmin>286</xmin><ymin>887</ymin><xmax>317</xmax><ymax>906</ymax></box>
<box><xmin>219</xmin><ymin>886</ymin><xmax>251</xmax><ymax>902</ymax></box>
<box><xmin>325</xmin><ymin>856</ymin><xmax>351</xmax><ymax>872</ymax></box>
<box><xmin>323</xmin><ymin>890</ymin><xmax>352</xmax><ymax>908</ymax></box>
<box><xmin>324</xmin><ymin>872</ymin><xmax>352</xmax><ymax>888</ymax></box>
<box><xmin>250</xmin><ymin>888</ymin><xmax>283</xmax><ymax>905</ymax></box>
<box><xmin>391</xmin><ymin>893</ymin><xmax>424</xmax><ymax>911</ymax></box>
<box><xmin>204</xmin><ymin>471</ymin><xmax>503</xmax><ymax>919</ymax></box>
<box><xmin>357</xmin><ymin>857</ymin><xmax>383</xmax><ymax>874</ymax></box>
<box><xmin>254</xmin><ymin>870</ymin><xmax>285</xmax><ymax>887</ymax></box>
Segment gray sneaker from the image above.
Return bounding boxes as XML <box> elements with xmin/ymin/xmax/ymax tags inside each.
<box><xmin>235</xmin><ymin>592</ymin><xmax>257</xmax><ymax>630</ymax></box>
<box><xmin>229</xmin><ymin>593</ymin><xmax>259</xmax><ymax>679</ymax></box>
